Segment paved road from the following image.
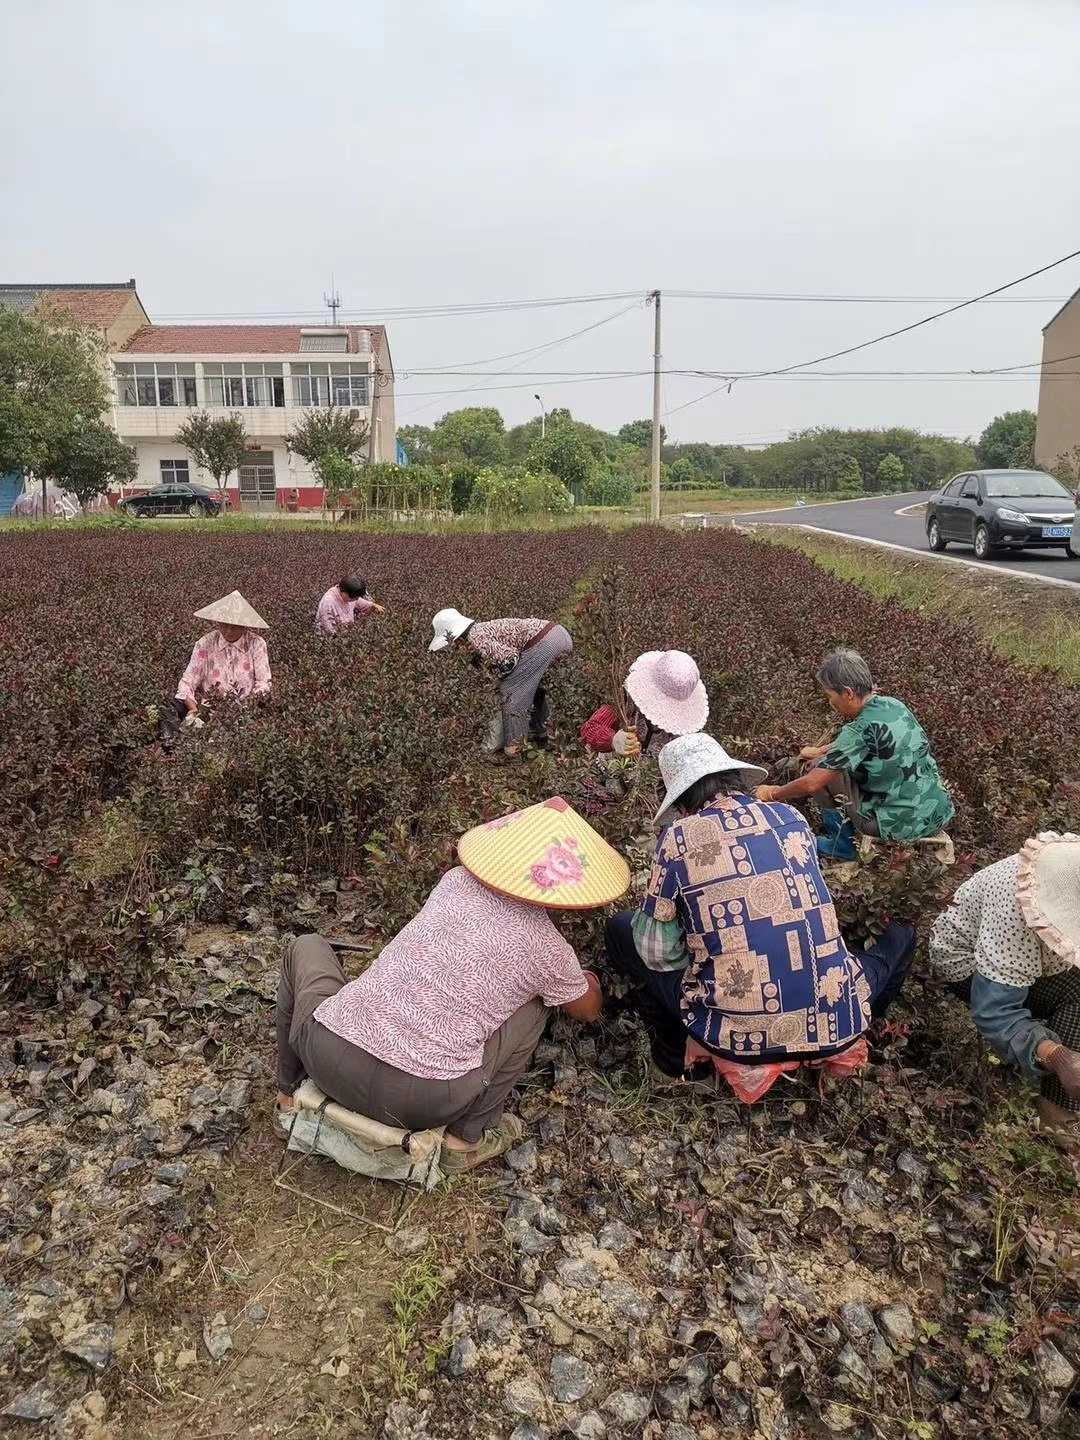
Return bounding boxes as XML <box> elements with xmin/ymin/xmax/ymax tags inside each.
<box><xmin>709</xmin><ymin>491</ymin><xmax>1080</xmax><ymax>586</ymax></box>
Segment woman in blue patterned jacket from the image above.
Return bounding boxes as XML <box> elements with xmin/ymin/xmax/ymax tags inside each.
<box><xmin>605</xmin><ymin>733</ymin><xmax>916</xmax><ymax>1095</ymax></box>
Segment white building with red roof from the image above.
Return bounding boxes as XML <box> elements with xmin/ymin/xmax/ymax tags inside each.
<box><xmin>111</xmin><ymin>320</ymin><xmax>396</xmax><ymax>509</ymax></box>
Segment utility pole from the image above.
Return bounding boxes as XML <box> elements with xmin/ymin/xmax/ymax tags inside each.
<box><xmin>649</xmin><ymin>290</ymin><xmax>662</xmax><ymax>522</ymax></box>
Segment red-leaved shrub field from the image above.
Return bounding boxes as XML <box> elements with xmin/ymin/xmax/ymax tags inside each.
<box><xmin>3</xmin><ymin>523</ymin><xmax>1077</xmax><ymax>999</ymax></box>
<box><xmin>2</xmin><ymin>522</ymin><xmax>1080</xmax><ymax>1438</ymax></box>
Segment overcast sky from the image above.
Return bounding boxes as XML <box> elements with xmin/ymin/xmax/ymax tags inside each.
<box><xmin>3</xmin><ymin>0</ymin><xmax>1080</xmax><ymax>446</ymax></box>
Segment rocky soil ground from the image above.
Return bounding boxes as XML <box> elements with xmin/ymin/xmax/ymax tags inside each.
<box><xmin>4</xmin><ymin>904</ymin><xmax>1080</xmax><ymax>1440</ymax></box>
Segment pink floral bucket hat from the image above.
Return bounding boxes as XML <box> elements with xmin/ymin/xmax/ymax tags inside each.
<box><xmin>624</xmin><ymin>650</ymin><xmax>709</xmax><ymax>736</ymax></box>
<box><xmin>1017</xmin><ymin>832</ymin><xmax>1080</xmax><ymax>967</ymax></box>
<box><xmin>458</xmin><ymin>796</ymin><xmax>630</xmax><ymax>910</ymax></box>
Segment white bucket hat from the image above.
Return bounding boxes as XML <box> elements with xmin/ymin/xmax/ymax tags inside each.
<box><xmin>654</xmin><ymin>733</ymin><xmax>767</xmax><ymax>827</ymax></box>
<box><xmin>1017</xmin><ymin>832</ymin><xmax>1080</xmax><ymax>967</ymax></box>
<box><xmin>429</xmin><ymin>607</ymin><xmax>474</xmax><ymax>652</ymax></box>
<box><xmin>625</xmin><ymin>650</ymin><xmax>709</xmax><ymax>736</ymax></box>
<box><xmin>193</xmin><ymin>591</ymin><xmax>268</xmax><ymax>630</ymax></box>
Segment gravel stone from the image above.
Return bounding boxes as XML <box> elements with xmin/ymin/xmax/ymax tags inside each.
<box><xmin>519</xmin><ymin>1225</ymin><xmax>557</xmax><ymax>1257</ymax></box>
<box><xmin>140</xmin><ymin>1183</ymin><xmax>176</xmax><ymax>1208</ymax></box>
<box><xmin>556</xmin><ymin>1256</ymin><xmax>601</xmax><ymax>1291</ymax></box>
<box><xmin>477</xmin><ymin>1304</ymin><xmax>514</xmax><ymax>1342</ymax></box>
<box><xmin>657</xmin><ymin>1383</ymin><xmax>690</xmax><ymax>1421</ymax></box>
<box><xmin>1037</xmin><ymin>1340</ymin><xmax>1076</xmax><ymax>1389</ymax></box>
<box><xmin>504</xmin><ymin>1376</ymin><xmax>547</xmax><ymax>1420</ymax></box>
<box><xmin>62</xmin><ymin>1321</ymin><xmax>115</xmax><ymax>1370</ymax></box>
<box><xmin>447</xmin><ymin>1336</ymin><xmax>478</xmax><ymax>1377</ymax></box>
<box><xmin>877</xmin><ymin>1303</ymin><xmax>915</xmax><ymax>1348</ymax></box>
<box><xmin>597</xmin><ymin>1220</ymin><xmax>635</xmax><ymax>1254</ymax></box>
<box><xmin>386</xmin><ymin>1226</ymin><xmax>431</xmax><ymax>1257</ymax></box>
<box><xmin>550</xmin><ymin>1351</ymin><xmax>595</xmax><ymax>1404</ymax></box>
<box><xmin>603</xmin><ymin>1389</ymin><xmax>651</xmax><ymax>1424</ymax></box>
<box><xmin>2</xmin><ymin>1378</ymin><xmax>59</xmax><ymax>1420</ymax></box>
<box><xmin>203</xmin><ymin>1312</ymin><xmax>233</xmax><ymax>1361</ymax></box>
<box><xmin>507</xmin><ymin>1139</ymin><xmax>539</xmax><ymax>1172</ymax></box>
<box><xmin>154</xmin><ymin>1162</ymin><xmax>189</xmax><ymax>1184</ymax></box>
<box><xmin>509</xmin><ymin>1426</ymin><xmax>549</xmax><ymax>1440</ymax></box>
<box><xmin>569</xmin><ymin>1413</ymin><xmax>607</xmax><ymax>1439</ymax></box>
<box><xmin>600</xmin><ymin>1277</ymin><xmax>653</xmax><ymax>1323</ymax></box>
<box><xmin>837</xmin><ymin>1342</ymin><xmax>873</xmax><ymax>1385</ymax></box>
<box><xmin>839</xmin><ymin>1301</ymin><xmax>877</xmax><ymax>1339</ymax></box>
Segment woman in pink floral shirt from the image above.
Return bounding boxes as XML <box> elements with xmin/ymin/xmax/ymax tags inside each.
<box><xmin>173</xmin><ymin>591</ymin><xmax>271</xmax><ymax>730</ymax></box>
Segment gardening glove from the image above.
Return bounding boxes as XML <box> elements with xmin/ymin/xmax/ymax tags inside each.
<box><xmin>612</xmin><ymin>729</ymin><xmax>642</xmax><ymax>757</ymax></box>
<box><xmin>1045</xmin><ymin>1045</ymin><xmax>1080</xmax><ymax>1100</ymax></box>
<box><xmin>183</xmin><ymin>712</ymin><xmax>205</xmax><ymax>730</ymax></box>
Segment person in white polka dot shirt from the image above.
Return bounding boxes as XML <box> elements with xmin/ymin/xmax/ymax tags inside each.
<box><xmin>930</xmin><ymin>833</ymin><xmax>1080</xmax><ymax>1143</ymax></box>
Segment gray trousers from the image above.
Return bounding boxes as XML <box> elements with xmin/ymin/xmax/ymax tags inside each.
<box><xmin>276</xmin><ymin>935</ymin><xmax>548</xmax><ymax>1143</ymax></box>
<box><xmin>500</xmin><ymin>624</ymin><xmax>573</xmax><ymax>746</ymax></box>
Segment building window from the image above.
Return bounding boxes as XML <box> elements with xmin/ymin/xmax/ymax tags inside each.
<box><xmin>160</xmin><ymin>459</ymin><xmax>190</xmax><ymax>483</ymax></box>
<box><xmin>293</xmin><ymin>362</ymin><xmax>369</xmax><ymax>408</ymax></box>
<box><xmin>300</xmin><ymin>331</ymin><xmax>349</xmax><ymax>352</ymax></box>
<box><xmin>203</xmin><ymin>363</ymin><xmax>285</xmax><ymax>408</ymax></box>
<box><xmin>115</xmin><ymin>362</ymin><xmax>197</xmax><ymax>407</ymax></box>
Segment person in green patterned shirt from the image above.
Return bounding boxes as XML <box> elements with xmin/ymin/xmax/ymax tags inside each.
<box><xmin>756</xmin><ymin>648</ymin><xmax>954</xmax><ymax>851</ymax></box>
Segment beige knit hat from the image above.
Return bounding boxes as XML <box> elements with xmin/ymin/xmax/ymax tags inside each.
<box><xmin>193</xmin><ymin>591</ymin><xmax>268</xmax><ymax>630</ymax></box>
<box><xmin>1017</xmin><ymin>832</ymin><xmax>1080</xmax><ymax>967</ymax></box>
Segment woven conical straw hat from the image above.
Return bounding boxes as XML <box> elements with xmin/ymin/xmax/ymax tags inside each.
<box><xmin>193</xmin><ymin>591</ymin><xmax>268</xmax><ymax>630</ymax></box>
<box><xmin>458</xmin><ymin>796</ymin><xmax>630</xmax><ymax>910</ymax></box>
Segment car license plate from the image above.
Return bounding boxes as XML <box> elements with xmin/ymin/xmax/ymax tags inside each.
<box><xmin>1043</xmin><ymin>525</ymin><xmax>1071</xmax><ymax>538</ymax></box>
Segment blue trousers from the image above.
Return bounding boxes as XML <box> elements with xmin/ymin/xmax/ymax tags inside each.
<box><xmin>604</xmin><ymin>912</ymin><xmax>915</xmax><ymax>1077</ymax></box>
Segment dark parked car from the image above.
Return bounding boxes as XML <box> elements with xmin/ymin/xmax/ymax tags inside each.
<box><xmin>926</xmin><ymin>469</ymin><xmax>1077</xmax><ymax>560</ymax></box>
<box><xmin>118</xmin><ymin>483</ymin><xmax>225</xmax><ymax>519</ymax></box>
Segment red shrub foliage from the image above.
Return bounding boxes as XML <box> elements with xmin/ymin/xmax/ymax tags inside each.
<box><xmin>1</xmin><ymin>522</ymin><xmax>1075</xmax><ymax>998</ymax></box>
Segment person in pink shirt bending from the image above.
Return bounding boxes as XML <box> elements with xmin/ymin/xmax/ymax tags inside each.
<box><xmin>274</xmin><ymin>797</ymin><xmax>630</xmax><ymax>1171</ymax></box>
<box><xmin>315</xmin><ymin>575</ymin><xmax>385</xmax><ymax>635</ymax></box>
<box><xmin>168</xmin><ymin>591</ymin><xmax>272</xmax><ymax>741</ymax></box>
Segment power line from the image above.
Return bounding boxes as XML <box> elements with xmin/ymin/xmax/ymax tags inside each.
<box><xmin>395</xmin><ymin>298</ymin><xmax>644</xmax><ymax>417</ymax></box>
<box><xmin>150</xmin><ymin>291</ymin><xmax>645</xmax><ymax>322</ymax></box>
<box><xmin>666</xmin><ymin>289</ymin><xmax>1067</xmax><ymax>305</ymax></box>
<box><xmin>665</xmin><ymin>244</ymin><xmax>1080</xmax><ymax>417</ymax></box>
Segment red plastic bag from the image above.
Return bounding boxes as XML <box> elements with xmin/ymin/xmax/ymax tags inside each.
<box><xmin>704</xmin><ymin>1035</ymin><xmax>869</xmax><ymax>1104</ymax></box>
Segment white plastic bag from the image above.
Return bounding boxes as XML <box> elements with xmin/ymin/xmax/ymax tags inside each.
<box><xmin>284</xmin><ymin>1080</ymin><xmax>445</xmax><ymax>1190</ymax></box>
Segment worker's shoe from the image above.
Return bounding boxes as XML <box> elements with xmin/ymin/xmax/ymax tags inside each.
<box><xmin>441</xmin><ymin>1114</ymin><xmax>524</xmax><ymax>1172</ymax></box>
<box><xmin>1037</xmin><ymin>1096</ymin><xmax>1080</xmax><ymax>1152</ymax></box>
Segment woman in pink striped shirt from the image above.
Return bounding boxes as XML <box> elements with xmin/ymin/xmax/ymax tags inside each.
<box><xmin>315</xmin><ymin>575</ymin><xmax>385</xmax><ymax>635</ymax></box>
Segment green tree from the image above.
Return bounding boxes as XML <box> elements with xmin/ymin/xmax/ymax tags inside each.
<box><xmin>286</xmin><ymin>407</ymin><xmax>370</xmax><ymax>466</ymax></box>
<box><xmin>0</xmin><ymin>302</ymin><xmax>127</xmax><ymax>511</ymax></box>
<box><xmin>583</xmin><ymin>470</ymin><xmax>633</xmax><ymax>506</ymax></box>
<box><xmin>975</xmin><ymin>410</ymin><xmax>1037</xmax><ymax>469</ymax></box>
<box><xmin>667</xmin><ymin>456</ymin><xmax>696</xmax><ymax>490</ymax></box>
<box><xmin>175</xmin><ymin>411</ymin><xmax>249</xmax><ymax>497</ymax></box>
<box><xmin>468</xmin><ymin>464</ymin><xmax>572</xmax><ymax>516</ymax></box>
<box><xmin>875</xmin><ymin>453</ymin><xmax>905</xmax><ymax>493</ymax></box>
<box><xmin>54</xmin><ymin>423</ymin><xmax>137</xmax><ymax>504</ymax></box>
<box><xmin>528</xmin><ymin>422</ymin><xmax>593</xmax><ymax>493</ymax></box>
<box><xmin>431</xmin><ymin>407</ymin><xmax>507</xmax><ymax>466</ymax></box>
<box><xmin>396</xmin><ymin>423</ymin><xmax>435</xmax><ymax>466</ymax></box>
<box><xmin>807</xmin><ymin>450</ymin><xmax>862</xmax><ymax>493</ymax></box>
<box><xmin>618</xmin><ymin>418</ymin><xmax>666</xmax><ymax>449</ymax></box>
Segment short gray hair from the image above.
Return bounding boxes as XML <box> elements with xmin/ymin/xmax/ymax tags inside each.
<box><xmin>816</xmin><ymin>648</ymin><xmax>874</xmax><ymax>697</ymax></box>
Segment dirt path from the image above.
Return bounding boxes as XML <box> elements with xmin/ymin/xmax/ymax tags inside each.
<box><xmin>112</xmin><ymin>1117</ymin><xmax>495</xmax><ymax>1440</ymax></box>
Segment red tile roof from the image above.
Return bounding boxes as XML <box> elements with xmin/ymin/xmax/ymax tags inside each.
<box><xmin>121</xmin><ymin>323</ymin><xmax>387</xmax><ymax>356</ymax></box>
<box><xmin>0</xmin><ymin>284</ymin><xmax>141</xmax><ymax>328</ymax></box>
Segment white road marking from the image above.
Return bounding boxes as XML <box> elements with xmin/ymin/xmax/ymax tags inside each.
<box><xmin>714</xmin><ymin>489</ymin><xmax>918</xmax><ymax>522</ymax></box>
<box><xmin>782</xmin><ymin>524</ymin><xmax>1080</xmax><ymax>591</ymax></box>
<box><xmin>894</xmin><ymin>501</ymin><xmax>928</xmax><ymax>517</ymax></box>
